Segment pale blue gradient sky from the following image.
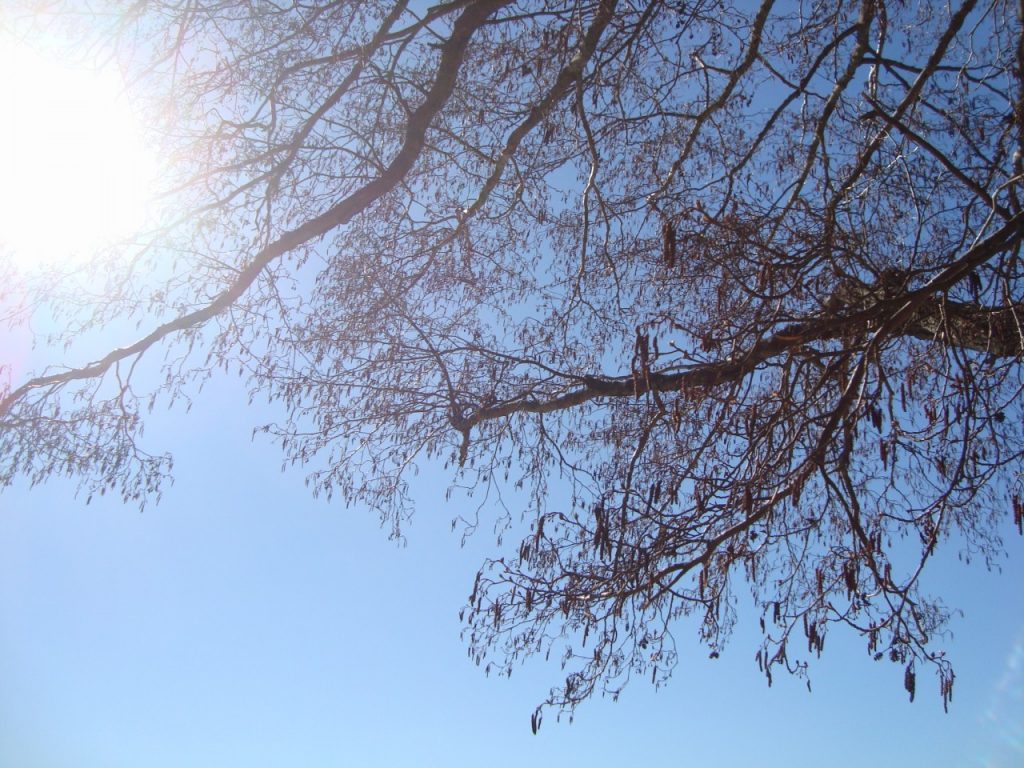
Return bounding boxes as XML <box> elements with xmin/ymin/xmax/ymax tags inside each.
<box><xmin>1</xmin><ymin>365</ymin><xmax>1022</xmax><ymax>768</ymax></box>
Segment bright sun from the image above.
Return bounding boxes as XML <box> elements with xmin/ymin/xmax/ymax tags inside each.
<box><xmin>0</xmin><ymin>38</ymin><xmax>159</xmax><ymax>267</ymax></box>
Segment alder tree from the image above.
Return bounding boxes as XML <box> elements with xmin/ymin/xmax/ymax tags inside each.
<box><xmin>1</xmin><ymin>0</ymin><xmax>1022</xmax><ymax>723</ymax></box>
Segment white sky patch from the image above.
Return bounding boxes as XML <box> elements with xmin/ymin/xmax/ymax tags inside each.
<box><xmin>0</xmin><ymin>37</ymin><xmax>160</xmax><ymax>267</ymax></box>
<box><xmin>975</xmin><ymin>625</ymin><xmax>1024</xmax><ymax>767</ymax></box>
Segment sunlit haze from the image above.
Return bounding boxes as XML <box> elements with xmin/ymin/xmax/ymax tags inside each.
<box><xmin>0</xmin><ymin>38</ymin><xmax>159</xmax><ymax>266</ymax></box>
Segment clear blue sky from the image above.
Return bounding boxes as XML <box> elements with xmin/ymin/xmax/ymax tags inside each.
<box><xmin>1</xmin><ymin>361</ymin><xmax>1022</xmax><ymax>767</ymax></box>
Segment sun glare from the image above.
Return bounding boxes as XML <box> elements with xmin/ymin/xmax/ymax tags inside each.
<box><xmin>0</xmin><ymin>38</ymin><xmax>160</xmax><ymax>267</ymax></box>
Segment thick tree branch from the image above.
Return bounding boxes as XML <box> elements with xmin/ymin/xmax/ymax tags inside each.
<box><xmin>463</xmin><ymin>214</ymin><xmax>1024</xmax><ymax>430</ymax></box>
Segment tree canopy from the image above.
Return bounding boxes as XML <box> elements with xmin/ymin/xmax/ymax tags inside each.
<box><xmin>1</xmin><ymin>0</ymin><xmax>1022</xmax><ymax>723</ymax></box>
